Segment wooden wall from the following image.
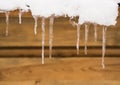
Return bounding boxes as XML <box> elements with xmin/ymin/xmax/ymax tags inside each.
<box><xmin>0</xmin><ymin>8</ymin><xmax>120</xmax><ymax>57</ymax></box>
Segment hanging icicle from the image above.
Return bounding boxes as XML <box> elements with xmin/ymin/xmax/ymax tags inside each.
<box><xmin>84</xmin><ymin>23</ymin><xmax>89</xmax><ymax>55</ymax></box>
<box><xmin>5</xmin><ymin>11</ymin><xmax>9</xmax><ymax>36</ymax></box>
<box><xmin>69</xmin><ymin>19</ymin><xmax>77</xmax><ymax>28</ymax></box>
<box><xmin>94</xmin><ymin>23</ymin><xmax>97</xmax><ymax>42</ymax></box>
<box><xmin>64</xmin><ymin>14</ymin><xmax>67</xmax><ymax>17</ymax></box>
<box><xmin>49</xmin><ymin>16</ymin><xmax>54</xmax><ymax>59</ymax></box>
<box><xmin>33</xmin><ymin>16</ymin><xmax>38</xmax><ymax>35</ymax></box>
<box><xmin>102</xmin><ymin>26</ymin><xmax>107</xmax><ymax>69</ymax></box>
<box><xmin>18</xmin><ymin>9</ymin><xmax>22</xmax><ymax>24</ymax></box>
<box><xmin>41</xmin><ymin>17</ymin><xmax>45</xmax><ymax>64</ymax></box>
<box><xmin>76</xmin><ymin>24</ymin><xmax>81</xmax><ymax>55</ymax></box>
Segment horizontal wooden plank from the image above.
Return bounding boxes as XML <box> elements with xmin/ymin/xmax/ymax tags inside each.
<box><xmin>0</xmin><ymin>46</ymin><xmax>119</xmax><ymax>57</ymax></box>
<box><xmin>0</xmin><ymin>57</ymin><xmax>120</xmax><ymax>85</ymax></box>
<box><xmin>0</xmin><ymin>80</ymin><xmax>120</xmax><ymax>85</ymax></box>
<box><xmin>0</xmin><ymin>16</ymin><xmax>120</xmax><ymax>46</ymax></box>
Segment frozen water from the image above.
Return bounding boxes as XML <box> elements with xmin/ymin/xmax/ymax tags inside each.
<box><xmin>94</xmin><ymin>23</ymin><xmax>97</xmax><ymax>42</ymax></box>
<box><xmin>49</xmin><ymin>16</ymin><xmax>54</xmax><ymax>59</ymax></box>
<box><xmin>19</xmin><ymin>9</ymin><xmax>22</xmax><ymax>24</ymax></box>
<box><xmin>5</xmin><ymin>11</ymin><xmax>9</xmax><ymax>36</ymax></box>
<box><xmin>27</xmin><ymin>0</ymin><xmax>65</xmax><ymax>17</ymax></box>
<box><xmin>26</xmin><ymin>0</ymin><xmax>118</xmax><ymax>26</ymax></box>
<box><xmin>0</xmin><ymin>0</ymin><xmax>119</xmax><ymax>26</ymax></box>
<box><xmin>41</xmin><ymin>17</ymin><xmax>45</xmax><ymax>64</ymax></box>
<box><xmin>0</xmin><ymin>0</ymin><xmax>29</xmax><ymax>12</ymax></box>
<box><xmin>102</xmin><ymin>26</ymin><xmax>107</xmax><ymax>69</ymax></box>
<box><xmin>78</xmin><ymin>0</ymin><xmax>118</xmax><ymax>26</ymax></box>
<box><xmin>84</xmin><ymin>23</ymin><xmax>89</xmax><ymax>55</ymax></box>
<box><xmin>33</xmin><ymin>16</ymin><xmax>38</xmax><ymax>35</ymax></box>
<box><xmin>69</xmin><ymin>19</ymin><xmax>77</xmax><ymax>28</ymax></box>
<box><xmin>76</xmin><ymin>24</ymin><xmax>81</xmax><ymax>55</ymax></box>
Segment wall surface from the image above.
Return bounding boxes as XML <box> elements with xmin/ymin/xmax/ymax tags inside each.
<box><xmin>0</xmin><ymin>8</ymin><xmax>120</xmax><ymax>56</ymax></box>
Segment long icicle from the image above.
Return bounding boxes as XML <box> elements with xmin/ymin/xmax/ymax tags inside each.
<box><xmin>49</xmin><ymin>16</ymin><xmax>54</xmax><ymax>59</ymax></box>
<box><xmin>76</xmin><ymin>24</ymin><xmax>81</xmax><ymax>55</ymax></box>
<box><xmin>41</xmin><ymin>17</ymin><xmax>45</xmax><ymax>64</ymax></box>
<box><xmin>102</xmin><ymin>26</ymin><xmax>107</xmax><ymax>69</ymax></box>
<box><xmin>5</xmin><ymin>11</ymin><xmax>9</xmax><ymax>36</ymax></box>
<box><xmin>94</xmin><ymin>23</ymin><xmax>97</xmax><ymax>42</ymax></box>
<box><xmin>33</xmin><ymin>16</ymin><xmax>38</xmax><ymax>35</ymax></box>
<box><xmin>19</xmin><ymin>9</ymin><xmax>22</xmax><ymax>24</ymax></box>
<box><xmin>84</xmin><ymin>24</ymin><xmax>89</xmax><ymax>55</ymax></box>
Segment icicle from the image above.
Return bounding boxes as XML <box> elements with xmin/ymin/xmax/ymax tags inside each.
<box><xmin>84</xmin><ymin>24</ymin><xmax>89</xmax><ymax>55</ymax></box>
<box><xmin>49</xmin><ymin>16</ymin><xmax>54</xmax><ymax>59</ymax></box>
<box><xmin>18</xmin><ymin>9</ymin><xmax>22</xmax><ymax>24</ymax></box>
<box><xmin>41</xmin><ymin>17</ymin><xmax>45</xmax><ymax>64</ymax></box>
<box><xmin>33</xmin><ymin>16</ymin><xmax>38</xmax><ymax>35</ymax></box>
<box><xmin>5</xmin><ymin>11</ymin><xmax>9</xmax><ymax>36</ymax></box>
<box><xmin>69</xmin><ymin>19</ymin><xmax>77</xmax><ymax>28</ymax></box>
<box><xmin>102</xmin><ymin>26</ymin><xmax>107</xmax><ymax>69</ymax></box>
<box><xmin>64</xmin><ymin>14</ymin><xmax>67</xmax><ymax>17</ymax></box>
<box><xmin>76</xmin><ymin>24</ymin><xmax>81</xmax><ymax>55</ymax></box>
<box><xmin>94</xmin><ymin>23</ymin><xmax>97</xmax><ymax>42</ymax></box>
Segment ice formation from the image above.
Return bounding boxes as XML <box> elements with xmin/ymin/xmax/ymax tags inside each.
<box><xmin>94</xmin><ymin>23</ymin><xmax>97</xmax><ymax>42</ymax></box>
<box><xmin>33</xmin><ymin>16</ymin><xmax>38</xmax><ymax>35</ymax></box>
<box><xmin>41</xmin><ymin>17</ymin><xmax>45</xmax><ymax>64</ymax></box>
<box><xmin>0</xmin><ymin>0</ymin><xmax>29</xmax><ymax>36</ymax></box>
<box><xmin>5</xmin><ymin>11</ymin><xmax>9</xmax><ymax>36</ymax></box>
<box><xmin>76</xmin><ymin>24</ymin><xmax>81</xmax><ymax>55</ymax></box>
<box><xmin>84</xmin><ymin>23</ymin><xmax>89</xmax><ymax>55</ymax></box>
<box><xmin>102</xmin><ymin>27</ymin><xmax>107</xmax><ymax>69</ymax></box>
<box><xmin>49</xmin><ymin>16</ymin><xmax>54</xmax><ymax>59</ymax></box>
<box><xmin>0</xmin><ymin>0</ymin><xmax>119</xmax><ymax>67</ymax></box>
<box><xmin>18</xmin><ymin>9</ymin><xmax>22</xmax><ymax>24</ymax></box>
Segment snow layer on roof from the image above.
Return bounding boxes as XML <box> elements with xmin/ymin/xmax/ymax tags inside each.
<box><xmin>0</xmin><ymin>0</ymin><xmax>28</xmax><ymax>11</ymax></box>
<box><xmin>0</xmin><ymin>0</ymin><xmax>119</xmax><ymax>26</ymax></box>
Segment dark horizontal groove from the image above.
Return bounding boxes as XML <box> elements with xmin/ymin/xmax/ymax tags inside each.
<box><xmin>0</xmin><ymin>54</ymin><xmax>120</xmax><ymax>58</ymax></box>
<box><xmin>0</xmin><ymin>46</ymin><xmax>120</xmax><ymax>50</ymax></box>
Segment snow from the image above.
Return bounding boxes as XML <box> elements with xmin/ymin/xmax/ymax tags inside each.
<box><xmin>78</xmin><ymin>0</ymin><xmax>118</xmax><ymax>26</ymax></box>
<box><xmin>0</xmin><ymin>0</ymin><xmax>119</xmax><ymax>26</ymax></box>
<box><xmin>0</xmin><ymin>0</ymin><xmax>29</xmax><ymax>12</ymax></box>
<box><xmin>27</xmin><ymin>0</ymin><xmax>65</xmax><ymax>17</ymax></box>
